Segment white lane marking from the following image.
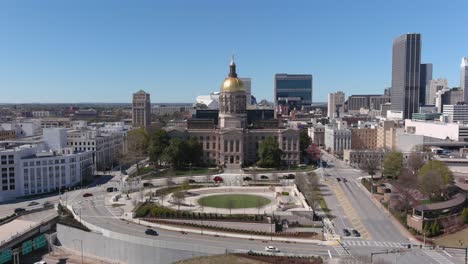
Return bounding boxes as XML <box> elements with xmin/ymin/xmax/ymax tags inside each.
<box><xmin>328</xmin><ymin>250</ymin><xmax>332</xmax><ymax>258</ymax></box>
<box><xmin>443</xmin><ymin>250</ymin><xmax>453</xmax><ymax>258</ymax></box>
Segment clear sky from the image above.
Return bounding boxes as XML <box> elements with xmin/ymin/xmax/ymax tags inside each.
<box><xmin>1</xmin><ymin>0</ymin><xmax>467</xmax><ymax>103</ymax></box>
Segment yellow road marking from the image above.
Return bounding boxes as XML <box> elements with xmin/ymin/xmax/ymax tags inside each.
<box><xmin>324</xmin><ymin>181</ymin><xmax>372</xmax><ymax>240</ymax></box>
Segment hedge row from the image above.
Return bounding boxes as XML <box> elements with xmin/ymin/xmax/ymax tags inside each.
<box><xmin>147</xmin><ymin>219</ymin><xmax>316</xmax><ymax>238</ymax></box>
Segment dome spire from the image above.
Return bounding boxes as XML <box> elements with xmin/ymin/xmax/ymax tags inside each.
<box><xmin>229</xmin><ymin>54</ymin><xmax>237</xmax><ymax>78</ymax></box>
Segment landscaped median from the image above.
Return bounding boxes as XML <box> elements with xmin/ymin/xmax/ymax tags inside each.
<box><xmin>127</xmin><ymin>217</ymin><xmax>334</xmax><ymax>245</ymax></box>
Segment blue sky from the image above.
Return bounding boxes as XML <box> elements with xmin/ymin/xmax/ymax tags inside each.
<box><xmin>1</xmin><ymin>0</ymin><xmax>467</xmax><ymax>103</ymax></box>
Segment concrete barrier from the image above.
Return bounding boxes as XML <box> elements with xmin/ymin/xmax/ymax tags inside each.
<box><xmin>57</xmin><ymin>224</ymin><xmax>221</xmax><ymax>264</ymax></box>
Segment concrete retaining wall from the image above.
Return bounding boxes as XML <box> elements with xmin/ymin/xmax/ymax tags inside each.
<box><xmin>57</xmin><ymin>224</ymin><xmax>224</xmax><ymax>264</ymax></box>
<box><xmin>152</xmin><ymin>218</ymin><xmax>275</xmax><ymax>233</ymax></box>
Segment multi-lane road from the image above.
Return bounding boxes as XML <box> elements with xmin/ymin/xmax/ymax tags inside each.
<box><xmin>320</xmin><ymin>151</ymin><xmax>465</xmax><ymax>264</ymax></box>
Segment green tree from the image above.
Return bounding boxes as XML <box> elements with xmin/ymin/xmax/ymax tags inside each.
<box><xmin>299</xmin><ymin>130</ymin><xmax>311</xmax><ymax>161</ymax></box>
<box><xmin>161</xmin><ymin>138</ymin><xmax>188</xmax><ymax>169</ymax></box>
<box><xmin>148</xmin><ymin>129</ymin><xmax>169</xmax><ymax>165</ymax></box>
<box><xmin>124</xmin><ymin>128</ymin><xmax>149</xmax><ymax>172</ymax></box>
<box><xmin>461</xmin><ymin>208</ymin><xmax>468</xmax><ymax>224</ymax></box>
<box><xmin>257</xmin><ymin>136</ymin><xmax>283</xmax><ymax>168</ymax></box>
<box><xmin>383</xmin><ymin>151</ymin><xmax>403</xmax><ymax>179</ymax></box>
<box><xmin>186</xmin><ymin>137</ymin><xmax>203</xmax><ymax>166</ymax></box>
<box><xmin>181</xmin><ymin>179</ymin><xmax>190</xmax><ymax>193</ymax></box>
<box><xmin>419</xmin><ymin>170</ymin><xmax>446</xmax><ymax>201</ymax></box>
<box><xmin>419</xmin><ymin>160</ymin><xmax>453</xmax><ymax>185</ymax></box>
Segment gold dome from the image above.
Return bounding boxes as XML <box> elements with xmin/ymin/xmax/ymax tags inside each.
<box><xmin>221</xmin><ymin>77</ymin><xmax>244</xmax><ymax>92</ymax></box>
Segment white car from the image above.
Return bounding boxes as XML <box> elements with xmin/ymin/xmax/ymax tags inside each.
<box><xmin>34</xmin><ymin>261</ymin><xmax>47</xmax><ymax>264</ymax></box>
<box><xmin>265</xmin><ymin>246</ymin><xmax>280</xmax><ymax>252</ymax></box>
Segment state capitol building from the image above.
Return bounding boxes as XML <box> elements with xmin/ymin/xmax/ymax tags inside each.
<box><xmin>167</xmin><ymin>57</ymin><xmax>300</xmax><ymax>169</ymax></box>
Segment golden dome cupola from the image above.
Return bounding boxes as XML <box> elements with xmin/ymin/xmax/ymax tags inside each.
<box><xmin>221</xmin><ymin>55</ymin><xmax>244</xmax><ymax>92</ymax></box>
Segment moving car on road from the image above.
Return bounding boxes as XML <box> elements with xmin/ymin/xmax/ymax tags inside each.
<box><xmin>34</xmin><ymin>261</ymin><xmax>47</xmax><ymax>264</ymax></box>
<box><xmin>343</xmin><ymin>229</ymin><xmax>351</xmax><ymax>236</ymax></box>
<box><xmin>14</xmin><ymin>208</ymin><xmax>26</xmax><ymax>214</ymax></box>
<box><xmin>145</xmin><ymin>228</ymin><xmax>158</xmax><ymax>236</ymax></box>
<box><xmin>343</xmin><ymin>178</ymin><xmax>348</xmax><ymax>183</ymax></box>
<box><xmin>82</xmin><ymin>193</ymin><xmax>93</xmax><ymax>198</ymax></box>
<box><xmin>265</xmin><ymin>246</ymin><xmax>280</xmax><ymax>252</ymax></box>
<box><xmin>336</xmin><ymin>178</ymin><xmax>341</xmax><ymax>182</ymax></box>
<box><xmin>352</xmin><ymin>229</ymin><xmax>361</xmax><ymax>237</ymax></box>
<box><xmin>28</xmin><ymin>201</ymin><xmax>39</xmax><ymax>206</ymax></box>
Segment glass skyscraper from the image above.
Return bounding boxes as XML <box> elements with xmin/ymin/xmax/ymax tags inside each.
<box><xmin>274</xmin><ymin>74</ymin><xmax>313</xmax><ymax>113</ymax></box>
<box><xmin>390</xmin><ymin>33</ymin><xmax>422</xmax><ymax>119</ymax></box>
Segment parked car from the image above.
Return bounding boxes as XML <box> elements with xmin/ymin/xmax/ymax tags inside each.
<box><xmin>106</xmin><ymin>187</ymin><xmax>117</xmax><ymax>192</ymax></box>
<box><xmin>213</xmin><ymin>176</ymin><xmax>223</xmax><ymax>183</ymax></box>
<box><xmin>352</xmin><ymin>229</ymin><xmax>361</xmax><ymax>237</ymax></box>
<box><xmin>142</xmin><ymin>182</ymin><xmax>154</xmax><ymax>188</ymax></box>
<box><xmin>343</xmin><ymin>229</ymin><xmax>351</xmax><ymax>236</ymax></box>
<box><xmin>260</xmin><ymin>175</ymin><xmax>269</xmax><ymax>180</ymax></box>
<box><xmin>82</xmin><ymin>193</ymin><xmax>93</xmax><ymax>198</ymax></box>
<box><xmin>243</xmin><ymin>176</ymin><xmax>252</xmax><ymax>181</ymax></box>
<box><xmin>188</xmin><ymin>179</ymin><xmax>196</xmax><ymax>184</ymax></box>
<box><xmin>336</xmin><ymin>178</ymin><xmax>341</xmax><ymax>182</ymax></box>
<box><xmin>145</xmin><ymin>228</ymin><xmax>158</xmax><ymax>236</ymax></box>
<box><xmin>265</xmin><ymin>246</ymin><xmax>280</xmax><ymax>252</ymax></box>
<box><xmin>343</xmin><ymin>178</ymin><xmax>348</xmax><ymax>183</ymax></box>
<box><xmin>14</xmin><ymin>208</ymin><xmax>26</xmax><ymax>214</ymax></box>
<box><xmin>28</xmin><ymin>201</ymin><xmax>39</xmax><ymax>206</ymax></box>
<box><xmin>43</xmin><ymin>201</ymin><xmax>52</xmax><ymax>207</ymax></box>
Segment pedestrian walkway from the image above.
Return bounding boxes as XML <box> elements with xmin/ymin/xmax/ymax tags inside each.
<box><xmin>105</xmin><ymin>205</ymin><xmax>124</xmax><ymax>217</ymax></box>
<box><xmin>423</xmin><ymin>249</ymin><xmax>454</xmax><ymax>264</ymax></box>
<box><xmin>343</xmin><ymin>240</ymin><xmax>406</xmax><ymax>248</ymax></box>
<box><xmin>333</xmin><ymin>244</ymin><xmax>351</xmax><ymax>256</ymax></box>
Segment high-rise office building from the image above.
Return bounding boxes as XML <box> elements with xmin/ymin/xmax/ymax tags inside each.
<box><xmin>327</xmin><ymin>91</ymin><xmax>345</xmax><ymax>118</ymax></box>
<box><xmin>427</xmin><ymin>78</ymin><xmax>448</xmax><ymax>105</ymax></box>
<box><xmin>420</xmin><ymin>63</ymin><xmax>432</xmax><ymax>106</ymax></box>
<box><xmin>461</xmin><ymin>57</ymin><xmax>468</xmax><ymax>103</ymax></box>
<box><xmin>132</xmin><ymin>90</ymin><xmax>151</xmax><ymax>128</ymax></box>
<box><xmin>390</xmin><ymin>33</ymin><xmax>422</xmax><ymax>119</ymax></box>
<box><xmin>274</xmin><ymin>74</ymin><xmax>313</xmax><ymax>113</ymax></box>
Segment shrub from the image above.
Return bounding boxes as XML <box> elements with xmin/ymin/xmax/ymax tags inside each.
<box><xmin>462</xmin><ymin>208</ymin><xmax>468</xmax><ymax>224</ymax></box>
<box><xmin>281</xmin><ymin>191</ymin><xmax>289</xmax><ymax>196</ymax></box>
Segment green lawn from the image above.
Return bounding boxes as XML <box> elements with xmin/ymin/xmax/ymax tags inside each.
<box><xmin>198</xmin><ymin>194</ymin><xmax>271</xmax><ymax>209</ymax></box>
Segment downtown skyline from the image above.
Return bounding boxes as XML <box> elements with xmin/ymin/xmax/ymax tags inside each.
<box><xmin>1</xmin><ymin>0</ymin><xmax>468</xmax><ymax>103</ymax></box>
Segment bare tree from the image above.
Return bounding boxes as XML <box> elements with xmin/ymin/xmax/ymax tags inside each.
<box><xmin>394</xmin><ymin>168</ymin><xmax>418</xmax><ymax>212</ymax></box>
<box><xmin>226</xmin><ymin>199</ymin><xmax>235</xmax><ymax>216</ymax></box>
<box><xmin>407</xmin><ymin>151</ymin><xmax>425</xmax><ymax>176</ymax></box>
<box><xmin>172</xmin><ymin>191</ymin><xmax>185</xmax><ymax>211</ymax></box>
<box><xmin>359</xmin><ymin>155</ymin><xmax>381</xmax><ymax>193</ymax></box>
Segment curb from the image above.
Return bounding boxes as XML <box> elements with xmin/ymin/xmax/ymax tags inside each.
<box><xmin>355</xmin><ymin>179</ymin><xmax>419</xmax><ymax>244</ymax></box>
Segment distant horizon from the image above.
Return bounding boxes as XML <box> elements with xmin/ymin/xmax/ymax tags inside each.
<box><xmin>1</xmin><ymin>1</ymin><xmax>467</xmax><ymax>103</ymax></box>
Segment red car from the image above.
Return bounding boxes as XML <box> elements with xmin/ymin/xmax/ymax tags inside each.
<box><xmin>213</xmin><ymin>176</ymin><xmax>223</xmax><ymax>183</ymax></box>
<box><xmin>82</xmin><ymin>193</ymin><xmax>93</xmax><ymax>198</ymax></box>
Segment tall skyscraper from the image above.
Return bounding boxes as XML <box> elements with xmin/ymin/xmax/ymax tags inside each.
<box><xmin>132</xmin><ymin>90</ymin><xmax>151</xmax><ymax>128</ymax></box>
<box><xmin>390</xmin><ymin>33</ymin><xmax>422</xmax><ymax>119</ymax></box>
<box><xmin>327</xmin><ymin>91</ymin><xmax>345</xmax><ymax>118</ymax></box>
<box><xmin>461</xmin><ymin>57</ymin><xmax>468</xmax><ymax>103</ymax></box>
<box><xmin>274</xmin><ymin>74</ymin><xmax>313</xmax><ymax>113</ymax></box>
<box><xmin>420</xmin><ymin>63</ymin><xmax>432</xmax><ymax>106</ymax></box>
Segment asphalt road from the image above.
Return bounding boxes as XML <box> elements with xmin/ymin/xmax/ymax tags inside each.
<box><xmin>73</xmin><ymin>189</ymin><xmax>336</xmax><ymax>258</ymax></box>
<box><xmin>320</xmin><ymin>152</ymin><xmax>462</xmax><ymax>264</ymax></box>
